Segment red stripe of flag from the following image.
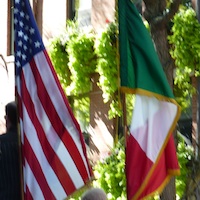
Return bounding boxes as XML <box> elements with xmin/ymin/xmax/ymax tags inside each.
<box><xmin>30</xmin><ymin>56</ymin><xmax>91</xmax><ymax>181</ymax></box>
<box><xmin>23</xmin><ymin>136</ymin><xmax>55</xmax><ymax>199</ymax></box>
<box><xmin>20</xmin><ymin>71</ymin><xmax>77</xmax><ymax>194</ymax></box>
<box><xmin>43</xmin><ymin>50</ymin><xmax>90</xmax><ymax>171</ymax></box>
<box><xmin>25</xmin><ymin>187</ymin><xmax>34</xmax><ymax>200</ymax></box>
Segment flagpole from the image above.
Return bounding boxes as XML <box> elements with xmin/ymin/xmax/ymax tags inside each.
<box><xmin>116</xmin><ymin>0</ymin><xmax>128</xmax><ymax>145</ymax></box>
<box><xmin>15</xmin><ymin>90</ymin><xmax>24</xmax><ymax>200</ymax></box>
<box><xmin>122</xmin><ymin>93</ymin><xmax>128</xmax><ymax>145</ymax></box>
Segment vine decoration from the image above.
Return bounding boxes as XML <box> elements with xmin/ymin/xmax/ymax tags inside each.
<box><xmin>168</xmin><ymin>7</ymin><xmax>200</xmax><ymax>110</ymax></box>
<box><xmin>95</xmin><ymin>22</ymin><xmax>122</xmax><ymax>119</ymax></box>
<box><xmin>49</xmin><ymin>21</ymin><xmax>122</xmax><ymax>120</ymax></box>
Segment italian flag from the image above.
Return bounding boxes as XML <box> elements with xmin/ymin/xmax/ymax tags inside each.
<box><xmin>118</xmin><ymin>0</ymin><xmax>181</xmax><ymax>200</ymax></box>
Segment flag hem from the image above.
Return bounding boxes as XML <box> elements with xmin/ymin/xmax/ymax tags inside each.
<box><xmin>120</xmin><ymin>87</ymin><xmax>180</xmax><ymax>105</ymax></box>
<box><xmin>137</xmin><ymin>173</ymin><xmax>174</xmax><ymax>200</ymax></box>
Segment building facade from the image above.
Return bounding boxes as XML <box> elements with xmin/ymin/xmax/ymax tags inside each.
<box><xmin>0</xmin><ymin>0</ymin><xmax>74</xmax><ymax>133</ymax></box>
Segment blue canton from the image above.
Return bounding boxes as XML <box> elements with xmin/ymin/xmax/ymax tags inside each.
<box><xmin>14</xmin><ymin>0</ymin><xmax>44</xmax><ymax>75</ymax></box>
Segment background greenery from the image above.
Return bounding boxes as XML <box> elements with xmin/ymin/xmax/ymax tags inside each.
<box><xmin>168</xmin><ymin>6</ymin><xmax>200</xmax><ymax>110</ymax></box>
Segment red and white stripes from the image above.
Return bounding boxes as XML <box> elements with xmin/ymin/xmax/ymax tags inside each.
<box><xmin>16</xmin><ymin>50</ymin><xmax>92</xmax><ymax>200</ymax></box>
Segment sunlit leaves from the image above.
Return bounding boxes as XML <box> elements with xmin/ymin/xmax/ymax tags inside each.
<box><xmin>49</xmin><ymin>35</ymin><xmax>71</xmax><ymax>89</ymax></box>
<box><xmin>93</xmin><ymin>139</ymin><xmax>126</xmax><ymax>200</ymax></box>
<box><xmin>50</xmin><ymin>21</ymin><xmax>122</xmax><ymax>120</ymax></box>
<box><xmin>176</xmin><ymin>134</ymin><xmax>194</xmax><ymax>198</ymax></box>
<box><xmin>95</xmin><ymin>22</ymin><xmax>121</xmax><ymax>119</ymax></box>
<box><xmin>67</xmin><ymin>31</ymin><xmax>97</xmax><ymax>95</ymax></box>
<box><xmin>168</xmin><ymin>7</ymin><xmax>200</xmax><ymax>110</ymax></box>
<box><xmin>171</xmin><ymin>9</ymin><xmax>197</xmax><ymax>59</ymax></box>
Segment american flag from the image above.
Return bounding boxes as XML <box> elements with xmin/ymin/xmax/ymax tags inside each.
<box><xmin>14</xmin><ymin>0</ymin><xmax>93</xmax><ymax>199</ymax></box>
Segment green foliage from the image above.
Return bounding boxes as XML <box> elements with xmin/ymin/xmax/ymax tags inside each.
<box><xmin>50</xmin><ymin>21</ymin><xmax>97</xmax><ymax>96</ymax></box>
<box><xmin>49</xmin><ymin>36</ymin><xmax>71</xmax><ymax>89</ymax></box>
<box><xmin>67</xmin><ymin>30</ymin><xmax>97</xmax><ymax>95</ymax></box>
<box><xmin>168</xmin><ymin>7</ymin><xmax>200</xmax><ymax>110</ymax></box>
<box><xmin>49</xmin><ymin>21</ymin><xmax>81</xmax><ymax>94</ymax></box>
<box><xmin>125</xmin><ymin>94</ymin><xmax>135</xmax><ymax>125</ymax></box>
<box><xmin>176</xmin><ymin>133</ymin><xmax>194</xmax><ymax>198</ymax></box>
<box><xmin>93</xmin><ymin>139</ymin><xmax>126</xmax><ymax>200</ymax></box>
<box><xmin>95</xmin><ymin>22</ymin><xmax>121</xmax><ymax>119</ymax></box>
<box><xmin>50</xmin><ymin>21</ymin><xmax>122</xmax><ymax>120</ymax></box>
<box><xmin>73</xmin><ymin>97</ymin><xmax>90</xmax><ymax>131</ymax></box>
<box><xmin>67</xmin><ymin>187</ymin><xmax>85</xmax><ymax>200</ymax></box>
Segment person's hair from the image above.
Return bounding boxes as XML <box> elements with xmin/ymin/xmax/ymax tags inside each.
<box><xmin>5</xmin><ymin>101</ymin><xmax>17</xmax><ymax>127</ymax></box>
<box><xmin>81</xmin><ymin>188</ymin><xmax>107</xmax><ymax>200</ymax></box>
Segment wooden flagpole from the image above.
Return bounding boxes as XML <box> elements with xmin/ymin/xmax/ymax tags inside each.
<box><xmin>14</xmin><ymin>59</ymin><xmax>24</xmax><ymax>200</ymax></box>
<box><xmin>116</xmin><ymin>0</ymin><xmax>128</xmax><ymax>146</ymax></box>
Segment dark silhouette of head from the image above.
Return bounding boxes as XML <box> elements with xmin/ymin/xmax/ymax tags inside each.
<box><xmin>5</xmin><ymin>101</ymin><xmax>17</xmax><ymax>129</ymax></box>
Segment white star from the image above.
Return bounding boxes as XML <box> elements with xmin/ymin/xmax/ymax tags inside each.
<box><xmin>15</xmin><ymin>0</ymin><xmax>20</xmax><ymax>4</ymax></box>
<box><xmin>26</xmin><ymin>15</ymin><xmax>30</xmax><ymax>20</ymax></box>
<box><xmin>14</xmin><ymin>8</ymin><xmax>19</xmax><ymax>14</ymax></box>
<box><xmin>29</xmin><ymin>28</ymin><xmax>35</xmax><ymax>35</ymax></box>
<box><xmin>35</xmin><ymin>41</ymin><xmax>41</xmax><ymax>48</ymax></box>
<box><xmin>18</xmin><ymin>30</ymin><xmax>24</xmax><ymax>37</ymax></box>
<box><xmin>18</xmin><ymin>40</ymin><xmax>23</xmax><ymax>47</ymax></box>
<box><xmin>17</xmin><ymin>51</ymin><xmax>21</xmax><ymax>57</ymax></box>
<box><xmin>23</xmin><ymin>45</ymin><xmax>28</xmax><ymax>51</ymax></box>
<box><xmin>24</xmin><ymin>34</ymin><xmax>28</xmax><ymax>41</ymax></box>
<box><xmin>14</xmin><ymin>18</ymin><xmax>18</xmax><ymax>25</ymax></box>
<box><xmin>22</xmin><ymin>54</ymin><xmax>27</xmax><ymax>60</ymax></box>
<box><xmin>19</xmin><ymin>21</ymin><xmax>24</xmax><ymax>28</ymax></box>
<box><xmin>16</xmin><ymin>60</ymin><xmax>21</xmax><ymax>68</ymax></box>
<box><xmin>20</xmin><ymin>11</ymin><xmax>25</xmax><ymax>18</ymax></box>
